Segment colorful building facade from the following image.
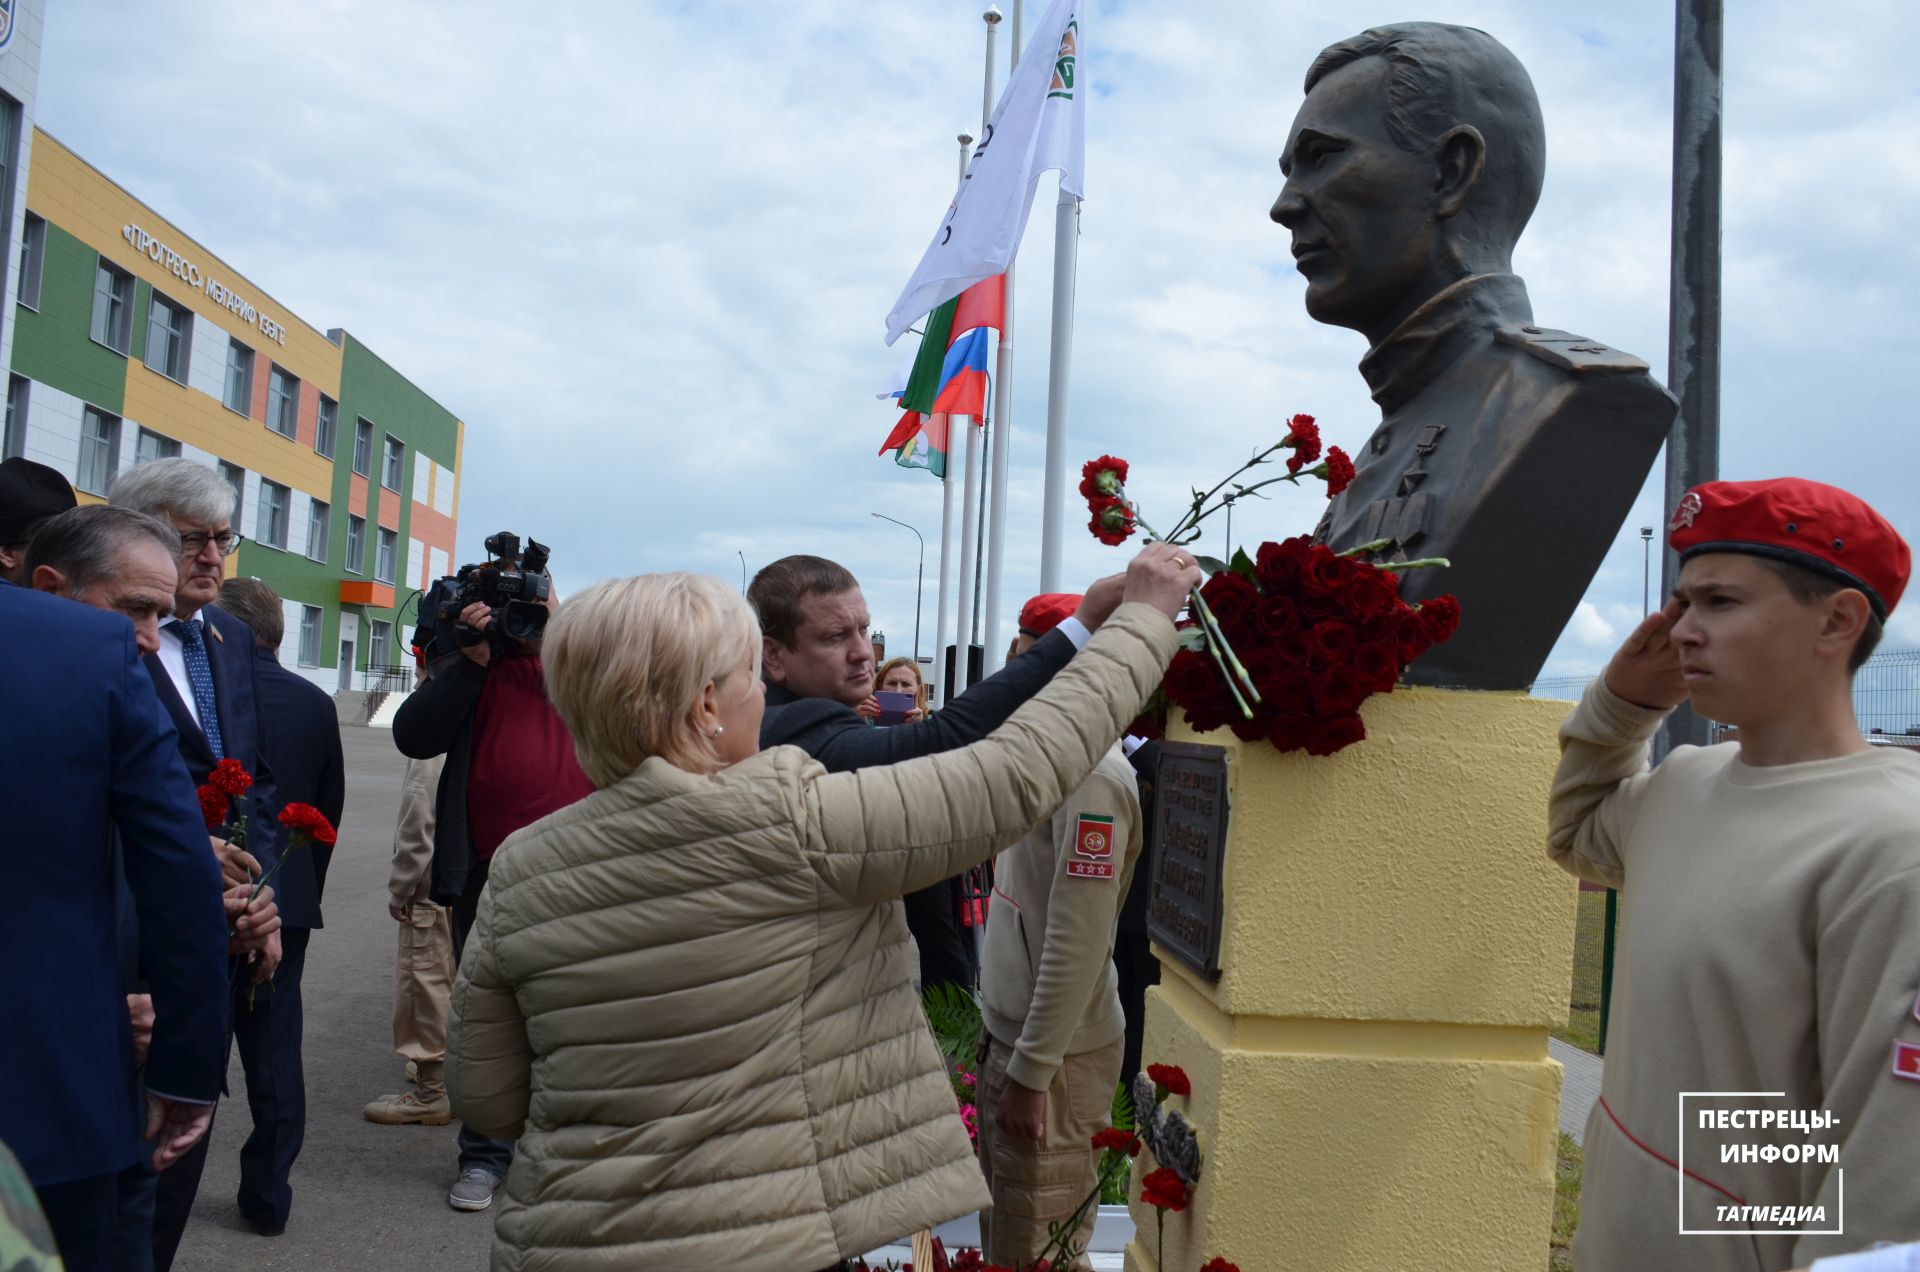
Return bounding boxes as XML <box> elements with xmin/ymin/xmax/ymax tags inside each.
<box><xmin>3</xmin><ymin>128</ymin><xmax>463</xmax><ymax>692</ymax></box>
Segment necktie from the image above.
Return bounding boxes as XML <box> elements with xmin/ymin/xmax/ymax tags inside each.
<box><xmin>171</xmin><ymin>619</ymin><xmax>225</xmax><ymax>760</ymax></box>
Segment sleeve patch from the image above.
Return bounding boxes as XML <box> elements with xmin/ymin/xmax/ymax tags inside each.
<box><xmin>1067</xmin><ymin>859</ymin><xmax>1115</xmax><ymax>880</ymax></box>
<box><xmin>1074</xmin><ymin>813</ymin><xmax>1116</xmax><ymax>860</ymax></box>
<box><xmin>1894</xmin><ymin>1040</ymin><xmax>1920</xmax><ymax>1083</ymax></box>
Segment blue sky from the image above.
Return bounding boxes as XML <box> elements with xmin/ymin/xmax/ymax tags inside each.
<box><xmin>38</xmin><ymin>0</ymin><xmax>1920</xmax><ymax>683</ymax></box>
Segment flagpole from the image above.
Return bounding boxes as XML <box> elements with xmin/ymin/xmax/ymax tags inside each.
<box><xmin>934</xmin><ymin>133</ymin><xmax>973</xmax><ymax>708</ymax></box>
<box><xmin>1038</xmin><ymin>189</ymin><xmax>1079</xmax><ymax>592</ymax></box>
<box><xmin>981</xmin><ymin>0</ymin><xmax>1022</xmax><ymax>674</ymax></box>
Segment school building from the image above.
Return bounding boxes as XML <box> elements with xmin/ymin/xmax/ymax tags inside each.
<box><xmin>3</xmin><ymin>126</ymin><xmax>464</xmax><ymax>692</ymax></box>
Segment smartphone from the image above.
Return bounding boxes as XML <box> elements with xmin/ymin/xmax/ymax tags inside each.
<box><xmin>874</xmin><ymin>690</ymin><xmax>916</xmax><ymax>726</ymax></box>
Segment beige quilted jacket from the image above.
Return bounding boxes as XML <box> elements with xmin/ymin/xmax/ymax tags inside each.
<box><xmin>446</xmin><ymin>604</ymin><xmax>1174</xmax><ymax>1271</ymax></box>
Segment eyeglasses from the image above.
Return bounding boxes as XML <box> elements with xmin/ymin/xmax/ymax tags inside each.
<box><xmin>179</xmin><ymin>531</ymin><xmax>244</xmax><ymax>558</ymax></box>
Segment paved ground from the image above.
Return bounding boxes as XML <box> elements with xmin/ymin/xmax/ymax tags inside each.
<box><xmin>1551</xmin><ymin>1037</ymin><xmax>1604</xmax><ymax>1145</ymax></box>
<box><xmin>173</xmin><ymin>725</ymin><xmax>495</xmax><ymax>1271</ymax></box>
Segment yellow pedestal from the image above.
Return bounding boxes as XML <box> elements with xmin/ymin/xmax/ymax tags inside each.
<box><xmin>1125</xmin><ymin>688</ymin><xmax>1578</xmax><ymax>1272</ymax></box>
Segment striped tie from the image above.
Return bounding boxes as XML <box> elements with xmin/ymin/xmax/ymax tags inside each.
<box><xmin>170</xmin><ymin>618</ymin><xmax>225</xmax><ymax>760</ymax></box>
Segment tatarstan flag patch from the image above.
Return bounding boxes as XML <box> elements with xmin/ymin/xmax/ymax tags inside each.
<box><xmin>1074</xmin><ymin>813</ymin><xmax>1115</xmax><ymax>859</ymax></box>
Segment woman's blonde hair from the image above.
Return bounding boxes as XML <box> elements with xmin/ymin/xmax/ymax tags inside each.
<box><xmin>542</xmin><ymin>572</ymin><xmax>761</xmax><ymax>785</ymax></box>
<box><xmin>873</xmin><ymin>656</ymin><xmax>927</xmax><ymax>711</ymax></box>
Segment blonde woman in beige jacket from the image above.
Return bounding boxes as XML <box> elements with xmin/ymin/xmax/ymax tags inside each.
<box><xmin>446</xmin><ymin>544</ymin><xmax>1198</xmax><ymax>1271</ymax></box>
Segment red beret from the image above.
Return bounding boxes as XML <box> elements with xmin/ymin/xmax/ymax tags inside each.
<box><xmin>1668</xmin><ymin>477</ymin><xmax>1909</xmax><ymax>619</ymax></box>
<box><xmin>1018</xmin><ymin>592</ymin><xmax>1082</xmax><ymax>638</ymax></box>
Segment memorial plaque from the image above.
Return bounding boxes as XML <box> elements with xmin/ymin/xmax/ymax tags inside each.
<box><xmin>1147</xmin><ymin>741</ymin><xmax>1231</xmax><ymax>980</ymax></box>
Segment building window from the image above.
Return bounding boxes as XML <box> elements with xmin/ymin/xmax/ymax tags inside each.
<box><xmin>306</xmin><ymin>498</ymin><xmax>330</xmax><ymax>562</ymax></box>
<box><xmin>144</xmin><ymin>292</ymin><xmax>192</xmax><ymax>383</ymax></box>
<box><xmin>382</xmin><ymin>435</ymin><xmax>404</xmax><ymax>491</ymax></box>
<box><xmin>3</xmin><ymin>375</ymin><xmax>27</xmax><ymax>459</ymax></box>
<box><xmin>369</xmin><ymin>618</ymin><xmax>392</xmax><ymax>666</ymax></box>
<box><xmin>17</xmin><ymin>212</ymin><xmax>43</xmax><ymax>310</ymax></box>
<box><xmin>315</xmin><ymin>394</ymin><xmax>337</xmax><ymax>459</ymax></box>
<box><xmin>267</xmin><ymin>365</ymin><xmax>298</xmax><ymax>438</ymax></box>
<box><xmin>78</xmin><ymin>407</ymin><xmax>120</xmax><ymax>496</ymax></box>
<box><xmin>217</xmin><ymin>461</ymin><xmax>245</xmax><ymax>524</ymax></box>
<box><xmin>259</xmin><ymin>479</ymin><xmax>290</xmax><ymax>549</ymax></box>
<box><xmin>352</xmin><ymin>418</ymin><xmax>373</xmax><ymax>477</ymax></box>
<box><xmin>134</xmin><ymin>428</ymin><xmax>180</xmax><ymax>466</ymax></box>
<box><xmin>376</xmin><ymin>528</ymin><xmax>397</xmax><ymax>583</ymax></box>
<box><xmin>298</xmin><ymin>605</ymin><xmax>323</xmax><ymax>666</ymax></box>
<box><xmin>224</xmin><ymin>339</ymin><xmax>254</xmax><ymax>414</ymax></box>
<box><xmin>345</xmin><ymin>514</ymin><xmax>364</xmax><ymax>573</ymax></box>
<box><xmin>90</xmin><ymin>259</ymin><xmax>134</xmax><ymax>354</ymax></box>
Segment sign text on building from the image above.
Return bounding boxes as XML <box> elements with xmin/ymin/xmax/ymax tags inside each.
<box><xmin>122</xmin><ymin>223</ymin><xmax>286</xmax><ymax>347</ymax></box>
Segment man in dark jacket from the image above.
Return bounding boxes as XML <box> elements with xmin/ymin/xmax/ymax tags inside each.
<box><xmin>109</xmin><ymin>459</ymin><xmax>286</xmax><ymax>1263</ymax></box>
<box><xmin>2</xmin><ymin>529</ymin><xmax>232</xmax><ymax>1272</ymax></box>
<box><xmin>215</xmin><ymin>578</ymin><xmax>346</xmax><ymax>1237</ymax></box>
<box><xmin>393</xmin><ymin>565</ymin><xmax>590</xmax><ymax>1213</ymax></box>
<box><xmin>749</xmin><ymin>555</ymin><xmax>1123</xmax><ymax>994</ymax></box>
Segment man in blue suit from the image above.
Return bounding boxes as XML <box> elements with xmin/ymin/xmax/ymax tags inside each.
<box><xmin>215</xmin><ymin>577</ymin><xmax>347</xmax><ymax>1235</ymax></box>
<box><xmin>0</xmin><ymin>551</ymin><xmax>232</xmax><ymax>1271</ymax></box>
<box><xmin>110</xmin><ymin>460</ymin><xmax>287</xmax><ymax>1258</ymax></box>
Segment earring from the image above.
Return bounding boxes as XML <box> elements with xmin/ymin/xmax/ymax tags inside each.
<box><xmin>710</xmin><ymin>724</ymin><xmax>725</xmax><ymax>738</ymax></box>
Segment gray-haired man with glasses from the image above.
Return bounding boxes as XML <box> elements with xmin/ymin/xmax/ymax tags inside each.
<box><xmin>109</xmin><ymin>458</ymin><xmax>291</xmax><ymax>1263</ymax></box>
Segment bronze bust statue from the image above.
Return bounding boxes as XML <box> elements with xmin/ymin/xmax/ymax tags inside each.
<box><xmin>1274</xmin><ymin>23</ymin><xmax>1677</xmax><ymax>690</ymax></box>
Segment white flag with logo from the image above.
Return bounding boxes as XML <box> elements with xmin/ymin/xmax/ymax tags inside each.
<box><xmin>883</xmin><ymin>0</ymin><xmax>1085</xmax><ymax>345</ymax></box>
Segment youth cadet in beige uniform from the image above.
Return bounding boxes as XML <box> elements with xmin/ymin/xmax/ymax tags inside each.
<box><xmin>1550</xmin><ymin>478</ymin><xmax>1920</xmax><ymax>1271</ymax></box>
<box><xmin>364</xmin><ymin>664</ymin><xmax>456</xmax><ymax>1126</ymax></box>
<box><xmin>976</xmin><ymin>593</ymin><xmax>1143</xmax><ymax>1269</ymax></box>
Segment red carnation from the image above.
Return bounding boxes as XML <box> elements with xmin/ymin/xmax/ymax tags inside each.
<box><xmin>1267</xmin><ymin>712</ymin><xmax>1314</xmax><ymax>753</ymax></box>
<box><xmin>1087</xmin><ymin>496</ymin><xmax>1137</xmax><ymax>547</ymax></box>
<box><xmin>1146</xmin><ymin>1062</ymin><xmax>1191</xmax><ymax>1098</ymax></box>
<box><xmin>1341</xmin><ymin>566</ymin><xmax>1401</xmax><ymax>620</ymax></box>
<box><xmin>1392</xmin><ymin>609</ymin><xmax>1433</xmax><ymax>662</ymax></box>
<box><xmin>1306</xmin><ymin>620</ymin><xmax>1357</xmax><ymax>668</ymax></box>
<box><xmin>1080</xmin><ymin>454</ymin><xmax>1129</xmax><ymax>498</ymax></box>
<box><xmin>1352</xmin><ymin>641</ymin><xmax>1401</xmax><ymax>693</ymax></box>
<box><xmin>1312</xmin><ymin>666</ymin><xmax>1368</xmax><ymax>716</ymax></box>
<box><xmin>197</xmin><ymin>785</ymin><xmax>229</xmax><ymax>832</ymax></box>
<box><xmin>207</xmin><ymin>758</ymin><xmax>253</xmax><ymax>798</ymax></box>
<box><xmin>1301</xmin><ymin>547</ymin><xmax>1349</xmax><ymax>599</ymax></box>
<box><xmin>1198</xmin><ymin>572</ymin><xmax>1258</xmax><ymax>642</ymax></box>
<box><xmin>1322</xmin><ymin>446</ymin><xmax>1356</xmax><ymax>496</ymax></box>
<box><xmin>1254</xmin><ymin>536</ymin><xmax>1312</xmax><ymax>592</ymax></box>
<box><xmin>1140</xmin><ymin>1166</ymin><xmax>1191</xmax><ymax>1212</ymax></box>
<box><xmin>1163</xmin><ymin>649</ymin><xmax>1217</xmax><ymax>708</ymax></box>
<box><xmin>1254</xmin><ymin>594</ymin><xmax>1301</xmax><ymax>641</ymax></box>
<box><xmin>1283</xmin><ymin>414</ymin><xmax>1322</xmax><ymax>472</ymax></box>
<box><xmin>1305</xmin><ymin>713</ymin><xmax>1367</xmax><ymax>757</ymax></box>
<box><xmin>1091</xmin><ymin>1127</ymin><xmax>1141</xmax><ymax>1156</ymax></box>
<box><xmin>1200</xmin><ymin>1260</ymin><xmax>1241</xmax><ymax>1272</ymax></box>
<box><xmin>1419</xmin><ymin>594</ymin><xmax>1462</xmax><ymax>644</ymax></box>
<box><xmin>277</xmin><ymin>802</ymin><xmax>338</xmax><ymax>847</ymax></box>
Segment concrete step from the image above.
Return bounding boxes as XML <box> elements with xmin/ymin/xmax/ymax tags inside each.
<box><xmin>366</xmin><ymin>690</ymin><xmax>407</xmax><ymax>730</ymax></box>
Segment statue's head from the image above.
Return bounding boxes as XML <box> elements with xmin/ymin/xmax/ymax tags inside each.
<box><xmin>1270</xmin><ymin>23</ymin><xmax>1546</xmax><ymax>344</ymax></box>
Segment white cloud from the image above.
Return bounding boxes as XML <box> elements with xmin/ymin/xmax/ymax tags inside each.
<box><xmin>1566</xmin><ymin>601</ymin><xmax>1618</xmax><ymax>650</ymax></box>
<box><xmin>35</xmin><ymin>0</ymin><xmax>1920</xmax><ymax>682</ymax></box>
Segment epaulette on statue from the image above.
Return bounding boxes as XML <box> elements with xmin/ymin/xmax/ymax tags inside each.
<box><xmin>1496</xmin><ymin>324</ymin><xmax>1650</xmax><ymax>375</ymax></box>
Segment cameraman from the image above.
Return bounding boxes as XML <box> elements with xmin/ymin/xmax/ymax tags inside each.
<box><xmin>392</xmin><ymin>549</ymin><xmax>593</xmax><ymax>1214</ymax></box>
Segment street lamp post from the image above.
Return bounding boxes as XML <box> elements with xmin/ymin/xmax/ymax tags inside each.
<box><xmin>872</xmin><ymin>512</ymin><xmax>926</xmax><ymax>662</ymax></box>
<box><xmin>738</xmin><ymin>550</ymin><xmax>748</xmax><ymax>595</ymax></box>
<box><xmin>1640</xmin><ymin>526</ymin><xmax>1654</xmax><ymax>617</ymax></box>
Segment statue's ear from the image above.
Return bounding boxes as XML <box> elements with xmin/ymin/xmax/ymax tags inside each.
<box><xmin>1434</xmin><ymin>125</ymin><xmax>1486</xmax><ymax>219</ymax></box>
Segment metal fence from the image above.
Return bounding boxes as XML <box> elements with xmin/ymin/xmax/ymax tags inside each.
<box><xmin>367</xmin><ymin>662</ymin><xmax>413</xmax><ymax>695</ymax></box>
<box><xmin>1531</xmin><ymin>647</ymin><xmax>1920</xmax><ymax>744</ymax></box>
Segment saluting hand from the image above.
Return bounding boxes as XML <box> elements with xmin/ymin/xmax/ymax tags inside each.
<box><xmin>1603</xmin><ymin>598</ymin><xmax>1689</xmax><ymax>711</ymax></box>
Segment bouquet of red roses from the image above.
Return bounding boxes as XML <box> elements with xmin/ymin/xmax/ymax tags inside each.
<box><xmin>1082</xmin><ymin>415</ymin><xmax>1458</xmax><ymax>757</ymax></box>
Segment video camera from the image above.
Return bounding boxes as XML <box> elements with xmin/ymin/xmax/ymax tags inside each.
<box><xmin>415</xmin><ymin>530</ymin><xmax>554</xmax><ymax>662</ymax></box>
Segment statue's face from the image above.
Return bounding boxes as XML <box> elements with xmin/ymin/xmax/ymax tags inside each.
<box><xmin>1271</xmin><ymin>57</ymin><xmax>1445</xmax><ymax>341</ymax></box>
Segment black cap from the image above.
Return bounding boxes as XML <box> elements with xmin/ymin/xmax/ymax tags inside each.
<box><xmin>0</xmin><ymin>457</ymin><xmax>77</xmax><ymax>543</ymax></box>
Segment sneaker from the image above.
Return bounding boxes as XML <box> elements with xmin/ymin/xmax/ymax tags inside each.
<box><xmin>447</xmin><ymin>1167</ymin><xmax>502</xmax><ymax>1212</ymax></box>
<box><xmin>363</xmin><ymin>1090</ymin><xmax>452</xmax><ymax>1126</ymax></box>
